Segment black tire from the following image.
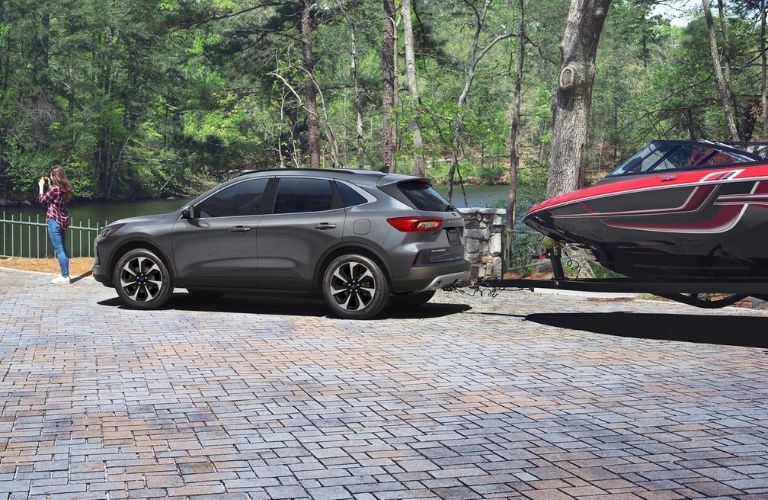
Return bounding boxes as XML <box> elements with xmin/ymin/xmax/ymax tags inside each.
<box><xmin>322</xmin><ymin>254</ymin><xmax>389</xmax><ymax>319</ymax></box>
<box><xmin>390</xmin><ymin>290</ymin><xmax>436</xmax><ymax>309</ymax></box>
<box><xmin>113</xmin><ymin>248</ymin><xmax>173</xmax><ymax>310</ymax></box>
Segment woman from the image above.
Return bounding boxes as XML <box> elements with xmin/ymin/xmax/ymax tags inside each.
<box><xmin>38</xmin><ymin>165</ymin><xmax>73</xmax><ymax>284</ymax></box>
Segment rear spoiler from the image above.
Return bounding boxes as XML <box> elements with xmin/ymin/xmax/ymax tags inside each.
<box><xmin>375</xmin><ymin>174</ymin><xmax>431</xmax><ymax>188</ymax></box>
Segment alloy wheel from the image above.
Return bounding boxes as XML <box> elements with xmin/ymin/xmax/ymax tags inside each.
<box><xmin>329</xmin><ymin>261</ymin><xmax>376</xmax><ymax>311</ymax></box>
<box><xmin>119</xmin><ymin>256</ymin><xmax>163</xmax><ymax>303</ymax></box>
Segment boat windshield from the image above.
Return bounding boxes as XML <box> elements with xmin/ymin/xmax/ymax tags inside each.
<box><xmin>608</xmin><ymin>141</ymin><xmax>758</xmax><ymax>177</ymax></box>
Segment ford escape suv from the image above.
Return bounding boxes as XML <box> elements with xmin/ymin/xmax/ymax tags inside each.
<box><xmin>93</xmin><ymin>169</ymin><xmax>470</xmax><ymax>319</ymax></box>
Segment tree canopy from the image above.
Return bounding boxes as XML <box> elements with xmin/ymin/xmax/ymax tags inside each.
<box><xmin>0</xmin><ymin>0</ymin><xmax>765</xmax><ymax>201</ymax></box>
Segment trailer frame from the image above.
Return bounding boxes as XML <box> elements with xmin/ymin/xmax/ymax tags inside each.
<box><xmin>475</xmin><ymin>245</ymin><xmax>767</xmax><ymax>309</ymax></box>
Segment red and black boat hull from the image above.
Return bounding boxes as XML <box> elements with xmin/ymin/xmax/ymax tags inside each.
<box><xmin>525</xmin><ymin>165</ymin><xmax>768</xmax><ymax>281</ymax></box>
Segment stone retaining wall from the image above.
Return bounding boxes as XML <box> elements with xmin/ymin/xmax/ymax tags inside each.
<box><xmin>458</xmin><ymin>208</ymin><xmax>505</xmax><ymax>280</ymax></box>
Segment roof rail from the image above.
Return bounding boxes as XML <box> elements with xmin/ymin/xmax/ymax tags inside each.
<box><xmin>233</xmin><ymin>167</ymin><xmax>387</xmax><ymax>178</ymax></box>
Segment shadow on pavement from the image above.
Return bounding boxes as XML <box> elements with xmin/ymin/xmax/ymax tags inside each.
<box><xmin>97</xmin><ymin>292</ymin><xmax>470</xmax><ymax>319</ymax></box>
<box><xmin>523</xmin><ymin>311</ymin><xmax>768</xmax><ymax>348</ymax></box>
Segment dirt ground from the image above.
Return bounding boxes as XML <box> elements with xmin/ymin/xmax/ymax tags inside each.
<box><xmin>0</xmin><ymin>257</ymin><xmax>94</xmax><ymax>277</ymax></box>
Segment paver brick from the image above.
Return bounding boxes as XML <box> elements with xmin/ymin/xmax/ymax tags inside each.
<box><xmin>0</xmin><ymin>269</ymin><xmax>767</xmax><ymax>500</ymax></box>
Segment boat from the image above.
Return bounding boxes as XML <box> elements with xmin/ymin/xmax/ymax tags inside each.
<box><xmin>524</xmin><ymin>140</ymin><xmax>768</xmax><ymax>283</ymax></box>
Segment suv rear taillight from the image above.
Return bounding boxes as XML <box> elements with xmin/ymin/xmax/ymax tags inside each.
<box><xmin>387</xmin><ymin>217</ymin><xmax>443</xmax><ymax>232</ymax></box>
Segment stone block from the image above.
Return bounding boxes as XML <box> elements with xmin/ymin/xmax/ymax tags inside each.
<box><xmin>464</xmin><ymin>219</ymin><xmax>480</xmax><ymax>230</ymax></box>
<box><xmin>489</xmin><ymin>233</ymin><xmax>502</xmax><ymax>256</ymax></box>
<box><xmin>465</xmin><ymin>238</ymin><xmax>480</xmax><ymax>254</ymax></box>
<box><xmin>490</xmin><ymin>256</ymin><xmax>503</xmax><ymax>278</ymax></box>
<box><xmin>475</xmin><ymin>208</ymin><xmax>506</xmax><ymax>215</ymax></box>
<box><xmin>465</xmin><ymin>229</ymin><xmax>484</xmax><ymax>240</ymax></box>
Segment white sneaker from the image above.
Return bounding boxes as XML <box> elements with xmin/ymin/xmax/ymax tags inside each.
<box><xmin>51</xmin><ymin>276</ymin><xmax>71</xmax><ymax>284</ymax></box>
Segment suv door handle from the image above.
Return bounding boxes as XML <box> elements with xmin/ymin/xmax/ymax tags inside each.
<box><xmin>660</xmin><ymin>174</ymin><xmax>677</xmax><ymax>182</ymax></box>
<box><xmin>230</xmin><ymin>225</ymin><xmax>251</xmax><ymax>233</ymax></box>
<box><xmin>314</xmin><ymin>223</ymin><xmax>336</xmax><ymax>230</ymax></box>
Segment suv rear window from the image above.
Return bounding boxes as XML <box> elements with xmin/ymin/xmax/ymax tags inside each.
<box><xmin>398</xmin><ymin>181</ymin><xmax>452</xmax><ymax>211</ymax></box>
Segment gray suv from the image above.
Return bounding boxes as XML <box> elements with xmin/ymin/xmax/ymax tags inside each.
<box><xmin>93</xmin><ymin>169</ymin><xmax>470</xmax><ymax>319</ymax></box>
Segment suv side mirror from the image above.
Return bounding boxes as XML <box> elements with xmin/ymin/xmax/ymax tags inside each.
<box><xmin>181</xmin><ymin>206</ymin><xmax>196</xmax><ymax>219</ymax></box>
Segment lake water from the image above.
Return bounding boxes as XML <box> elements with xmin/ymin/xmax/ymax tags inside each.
<box><xmin>3</xmin><ymin>184</ymin><xmax>524</xmax><ymax>226</ymax></box>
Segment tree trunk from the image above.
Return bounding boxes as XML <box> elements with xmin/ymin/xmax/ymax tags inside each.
<box><xmin>338</xmin><ymin>1</ymin><xmax>366</xmax><ymax>168</ymax></box>
<box><xmin>401</xmin><ymin>0</ymin><xmax>425</xmax><ymax>177</ymax></box>
<box><xmin>289</xmin><ymin>106</ymin><xmax>302</xmax><ymax>167</ymax></box>
<box><xmin>40</xmin><ymin>11</ymin><xmax>50</xmax><ymax>89</ymax></box>
<box><xmin>381</xmin><ymin>0</ymin><xmax>396</xmax><ymax>173</ymax></box>
<box><xmin>716</xmin><ymin>0</ymin><xmax>732</xmax><ymax>83</ymax></box>
<box><xmin>761</xmin><ymin>0</ymin><xmax>767</xmax><ymax>136</ymax></box>
<box><xmin>336</xmin><ymin>0</ymin><xmax>364</xmax><ymax>166</ymax></box>
<box><xmin>702</xmin><ymin>0</ymin><xmax>739</xmax><ymax>141</ymax></box>
<box><xmin>717</xmin><ymin>0</ymin><xmax>741</xmax><ymax>138</ymax></box>
<box><xmin>301</xmin><ymin>0</ymin><xmax>321</xmax><ymax>168</ymax></box>
<box><xmin>98</xmin><ymin>28</ymin><xmax>116</xmax><ymax>199</ymax></box>
<box><xmin>507</xmin><ymin>0</ymin><xmax>526</xmax><ymax>231</ymax></box>
<box><xmin>311</xmin><ymin>74</ymin><xmax>341</xmax><ymax>167</ymax></box>
<box><xmin>546</xmin><ymin>0</ymin><xmax>612</xmax><ymax>199</ymax></box>
<box><xmin>743</xmin><ymin>98</ymin><xmax>760</xmax><ymax>143</ymax></box>
<box><xmin>685</xmin><ymin>107</ymin><xmax>695</xmax><ymax>140</ymax></box>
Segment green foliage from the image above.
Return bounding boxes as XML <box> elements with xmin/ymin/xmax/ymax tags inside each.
<box><xmin>0</xmin><ymin>0</ymin><xmax>765</xmax><ymax>202</ymax></box>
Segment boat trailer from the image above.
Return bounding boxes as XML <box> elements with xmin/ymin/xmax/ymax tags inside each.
<box><xmin>472</xmin><ymin>243</ymin><xmax>768</xmax><ymax>309</ymax></box>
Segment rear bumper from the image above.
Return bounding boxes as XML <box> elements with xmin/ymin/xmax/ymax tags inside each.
<box><xmin>391</xmin><ymin>259</ymin><xmax>471</xmax><ymax>293</ymax></box>
<box><xmin>418</xmin><ymin>270</ymin><xmax>471</xmax><ymax>292</ymax></box>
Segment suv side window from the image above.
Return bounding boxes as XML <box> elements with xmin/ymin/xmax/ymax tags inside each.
<box><xmin>336</xmin><ymin>181</ymin><xmax>368</xmax><ymax>207</ymax></box>
<box><xmin>197</xmin><ymin>178</ymin><xmax>269</xmax><ymax>218</ymax></box>
<box><xmin>273</xmin><ymin>178</ymin><xmax>335</xmax><ymax>214</ymax></box>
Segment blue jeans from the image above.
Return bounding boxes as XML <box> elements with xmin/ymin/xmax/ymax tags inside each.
<box><xmin>47</xmin><ymin>219</ymin><xmax>69</xmax><ymax>278</ymax></box>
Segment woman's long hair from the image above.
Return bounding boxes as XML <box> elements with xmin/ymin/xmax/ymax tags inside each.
<box><xmin>49</xmin><ymin>165</ymin><xmax>73</xmax><ymax>203</ymax></box>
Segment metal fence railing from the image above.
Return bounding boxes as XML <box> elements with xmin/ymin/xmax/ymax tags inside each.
<box><xmin>1</xmin><ymin>212</ymin><xmax>107</xmax><ymax>259</ymax></box>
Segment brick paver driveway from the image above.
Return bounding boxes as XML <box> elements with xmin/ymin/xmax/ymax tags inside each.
<box><xmin>1</xmin><ymin>268</ymin><xmax>767</xmax><ymax>499</ymax></box>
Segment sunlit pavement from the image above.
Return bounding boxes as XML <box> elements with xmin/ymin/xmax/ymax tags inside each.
<box><xmin>1</xmin><ymin>268</ymin><xmax>767</xmax><ymax>499</ymax></box>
